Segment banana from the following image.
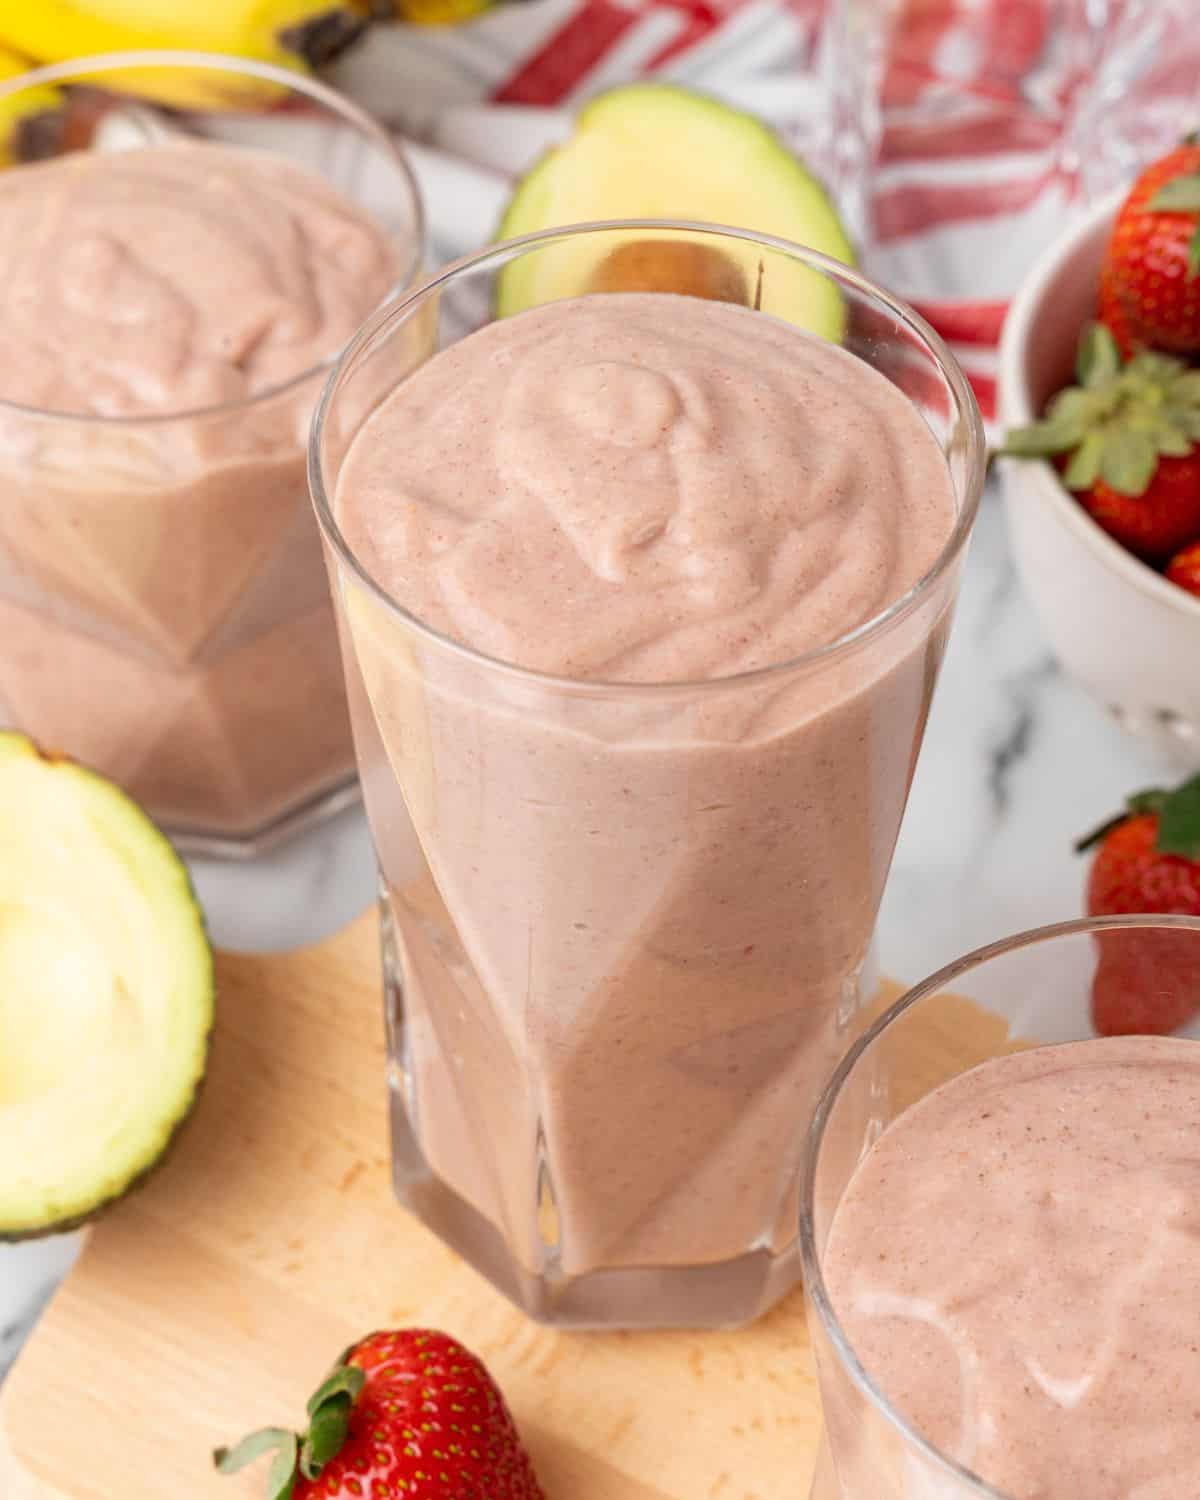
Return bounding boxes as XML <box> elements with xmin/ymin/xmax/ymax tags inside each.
<box><xmin>0</xmin><ymin>0</ymin><xmax>370</xmax><ymax>109</ymax></box>
<box><xmin>0</xmin><ymin>44</ymin><xmax>67</xmax><ymax>165</ymax></box>
<box><xmin>393</xmin><ymin>0</ymin><xmax>491</xmax><ymax>25</ymax></box>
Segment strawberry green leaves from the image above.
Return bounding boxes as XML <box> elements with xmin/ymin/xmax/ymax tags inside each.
<box><xmin>1077</xmin><ymin>321</ymin><xmax>1121</xmax><ymax>387</ymax></box>
<box><xmin>1147</xmin><ymin>173</ymin><xmax>1200</xmax><ymax>213</ymax></box>
<box><xmin>267</xmin><ymin>1439</ymin><xmax>300</xmax><ymax>1500</ymax></box>
<box><xmin>305</xmin><ymin>1364</ymin><xmax>366</xmax><ymax>1419</ymax></box>
<box><xmin>214</xmin><ymin>1430</ymin><xmax>299</xmax><ymax>1500</ymax></box>
<box><xmin>214</xmin><ymin>1363</ymin><xmax>367</xmax><ymax>1498</ymax></box>
<box><xmin>1156</xmin><ymin>773</ymin><xmax>1200</xmax><ymax>860</ymax></box>
<box><xmin>300</xmin><ymin>1366</ymin><xmax>365</xmax><ymax>1481</ymax></box>
<box><xmin>1146</xmin><ymin>170</ymin><xmax>1200</xmax><ymax>275</ymax></box>
<box><xmin>1075</xmin><ymin>774</ymin><xmax>1200</xmax><ymax>859</ymax></box>
<box><xmin>214</xmin><ymin>1428</ymin><xmax>294</xmax><ymax>1472</ymax></box>
<box><xmin>1098</xmin><ymin>428</ymin><xmax>1160</xmax><ymax>495</ymax></box>
<box><xmin>1075</xmin><ymin>790</ymin><xmax>1166</xmax><ymax>854</ymax></box>
<box><xmin>1003</xmin><ymin>323</ymin><xmax>1200</xmax><ymax>496</ymax></box>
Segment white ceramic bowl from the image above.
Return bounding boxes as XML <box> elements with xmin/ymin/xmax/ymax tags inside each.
<box><xmin>998</xmin><ymin>189</ymin><xmax>1200</xmax><ymax>769</ymax></box>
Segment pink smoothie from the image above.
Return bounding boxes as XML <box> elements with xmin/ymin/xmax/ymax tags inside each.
<box><xmin>338</xmin><ymin>293</ymin><xmax>952</xmax><ymax>682</ymax></box>
<box><xmin>334</xmin><ymin>292</ymin><xmax>960</xmax><ymax>1296</ymax></box>
<box><xmin>823</xmin><ymin>1036</ymin><xmax>1200</xmax><ymax>1498</ymax></box>
<box><xmin>0</xmin><ymin>140</ymin><xmax>400</xmax><ymax>836</ymax></box>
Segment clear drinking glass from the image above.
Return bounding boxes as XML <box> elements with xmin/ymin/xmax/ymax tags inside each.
<box><xmin>0</xmin><ymin>51</ymin><xmax>423</xmax><ymax>856</ymax></box>
<box><xmin>311</xmin><ymin>221</ymin><xmax>985</xmax><ymax>1329</ymax></box>
<box><xmin>828</xmin><ymin>0</ymin><xmax>1200</xmax><ymax>314</ymax></box>
<box><xmin>801</xmin><ymin>913</ymin><xmax>1200</xmax><ymax>1499</ymax></box>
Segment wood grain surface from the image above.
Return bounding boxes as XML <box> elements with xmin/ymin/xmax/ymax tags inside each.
<box><xmin>0</xmin><ymin>912</ymin><xmax>1009</xmax><ymax>1500</ymax></box>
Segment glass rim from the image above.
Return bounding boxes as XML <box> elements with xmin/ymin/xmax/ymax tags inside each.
<box><xmin>798</xmin><ymin>910</ymin><xmax>1200</xmax><ymax>1500</ymax></box>
<box><xmin>0</xmin><ymin>48</ymin><xmax>425</xmax><ymax>428</ymax></box>
<box><xmin>309</xmin><ymin>218</ymin><xmax>987</xmax><ymax>697</ymax></box>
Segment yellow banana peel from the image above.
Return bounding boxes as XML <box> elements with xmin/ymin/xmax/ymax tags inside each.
<box><xmin>0</xmin><ymin>0</ymin><xmax>370</xmax><ymax>109</ymax></box>
<box><xmin>393</xmin><ymin>0</ymin><xmax>492</xmax><ymax>24</ymax></box>
<box><xmin>0</xmin><ymin>44</ymin><xmax>66</xmax><ymax>165</ymax></box>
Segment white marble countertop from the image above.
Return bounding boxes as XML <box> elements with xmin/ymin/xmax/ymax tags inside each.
<box><xmin>0</xmin><ymin>483</ymin><xmax>1166</xmax><ymax>1379</ymax></box>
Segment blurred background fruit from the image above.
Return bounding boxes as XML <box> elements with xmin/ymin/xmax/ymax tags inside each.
<box><xmin>495</xmin><ymin>83</ymin><xmax>855</xmax><ymax>330</ymax></box>
<box><xmin>1077</xmin><ymin>773</ymin><xmax>1200</xmax><ymax>1036</ymax></box>
<box><xmin>0</xmin><ymin>0</ymin><xmax>393</xmax><ymax>170</ymax></box>
<box><xmin>0</xmin><ymin>43</ymin><xmax>64</xmax><ymax>162</ymax></box>
<box><xmin>999</xmin><ymin>190</ymin><xmax>1200</xmax><ymax>772</ymax></box>
<box><xmin>386</xmin><ymin>0</ymin><xmax>497</xmax><ymax>24</ymax></box>
<box><xmin>0</xmin><ymin>0</ymin><xmax>538</xmax><ymax>166</ymax></box>
<box><xmin>0</xmin><ymin>0</ymin><xmax>369</xmax><ymax>71</ymax></box>
<box><xmin>0</xmin><ymin>0</ymin><xmax>371</xmax><ymax>116</ymax></box>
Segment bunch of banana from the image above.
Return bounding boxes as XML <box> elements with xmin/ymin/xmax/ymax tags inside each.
<box><xmin>0</xmin><ymin>0</ymin><xmax>372</xmax><ymax>113</ymax></box>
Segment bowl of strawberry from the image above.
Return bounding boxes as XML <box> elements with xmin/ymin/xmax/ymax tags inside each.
<box><xmin>1000</xmin><ymin>142</ymin><xmax>1200</xmax><ymax>767</ymax></box>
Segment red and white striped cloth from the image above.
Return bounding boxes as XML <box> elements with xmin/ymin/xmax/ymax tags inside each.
<box><xmin>334</xmin><ymin>0</ymin><xmax>1200</xmax><ymax>423</ymax></box>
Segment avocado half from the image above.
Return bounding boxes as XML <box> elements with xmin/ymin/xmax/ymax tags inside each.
<box><xmin>496</xmin><ymin>83</ymin><xmax>855</xmax><ymax>336</ymax></box>
<box><xmin>0</xmin><ymin>733</ymin><xmax>213</xmax><ymax>1240</ymax></box>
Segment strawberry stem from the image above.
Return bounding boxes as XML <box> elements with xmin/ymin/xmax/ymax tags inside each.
<box><xmin>1074</xmin><ymin>788</ymin><xmax>1168</xmax><ymax>853</ymax></box>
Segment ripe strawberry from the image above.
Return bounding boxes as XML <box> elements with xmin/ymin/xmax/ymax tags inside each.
<box><xmin>1077</xmin><ymin>774</ymin><xmax>1200</xmax><ymax>1036</ymax></box>
<box><xmin>215</xmin><ymin>1329</ymin><xmax>544</xmax><ymax>1500</ymax></box>
<box><xmin>1097</xmin><ymin>266</ymin><xmax>1137</xmax><ymax>360</ymax></box>
<box><xmin>1165</xmin><ymin>537</ymin><xmax>1200</xmax><ymax>595</ymax></box>
<box><xmin>1078</xmin><ymin>454</ymin><xmax>1200</xmax><ymax>561</ymax></box>
<box><xmin>1004</xmin><ymin>323</ymin><xmax>1200</xmax><ymax>562</ymax></box>
<box><xmin>1101</xmin><ymin>142</ymin><xmax>1200</xmax><ymax>355</ymax></box>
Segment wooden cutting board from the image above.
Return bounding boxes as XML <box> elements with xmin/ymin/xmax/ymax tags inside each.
<box><xmin>0</xmin><ymin>911</ymin><xmax>1009</xmax><ymax>1500</ymax></box>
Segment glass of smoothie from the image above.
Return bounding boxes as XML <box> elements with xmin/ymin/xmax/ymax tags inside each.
<box><xmin>311</xmin><ymin>222</ymin><xmax>985</xmax><ymax>1328</ymax></box>
<box><xmin>802</xmin><ymin>913</ymin><xmax>1200</xmax><ymax>1499</ymax></box>
<box><xmin>0</xmin><ymin>50</ymin><xmax>423</xmax><ymax>854</ymax></box>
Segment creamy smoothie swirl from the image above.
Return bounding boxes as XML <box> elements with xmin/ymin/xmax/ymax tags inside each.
<box><xmin>337</xmin><ymin>293</ymin><xmax>954</xmax><ymax>681</ymax></box>
<box><xmin>0</xmin><ymin>140</ymin><xmax>398</xmax><ymax>419</ymax></box>
<box><xmin>824</xmin><ymin>1036</ymin><xmax>1200</xmax><ymax>1499</ymax></box>
<box><xmin>0</xmin><ymin>137</ymin><xmax>403</xmax><ymax>837</ymax></box>
<box><xmin>332</xmin><ymin>290</ymin><xmax>964</xmax><ymax>1295</ymax></box>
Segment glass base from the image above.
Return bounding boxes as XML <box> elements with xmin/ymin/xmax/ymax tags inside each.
<box><xmin>389</xmin><ymin>1079</ymin><xmax>803</xmax><ymax>1329</ymax></box>
<box><xmin>167</xmin><ymin>772</ymin><xmax>360</xmax><ymax>860</ymax></box>
<box><xmin>378</xmin><ymin>892</ymin><xmax>805</xmax><ymax>1329</ymax></box>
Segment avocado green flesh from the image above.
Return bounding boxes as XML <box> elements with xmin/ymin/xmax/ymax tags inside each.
<box><xmin>0</xmin><ymin>733</ymin><xmax>212</xmax><ymax>1239</ymax></box>
<box><xmin>496</xmin><ymin>82</ymin><xmax>855</xmax><ymax>338</ymax></box>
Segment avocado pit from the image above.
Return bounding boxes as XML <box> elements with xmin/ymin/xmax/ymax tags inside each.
<box><xmin>587</xmin><ymin>240</ymin><xmax>750</xmax><ymax>304</ymax></box>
